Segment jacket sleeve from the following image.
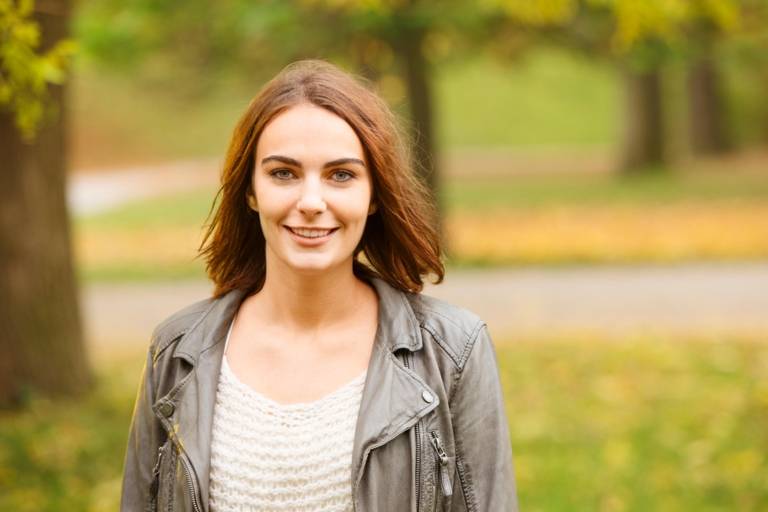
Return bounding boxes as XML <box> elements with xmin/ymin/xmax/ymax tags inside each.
<box><xmin>120</xmin><ymin>346</ymin><xmax>164</xmax><ymax>511</ymax></box>
<box><xmin>450</xmin><ymin>322</ymin><xmax>519</xmax><ymax>511</ymax></box>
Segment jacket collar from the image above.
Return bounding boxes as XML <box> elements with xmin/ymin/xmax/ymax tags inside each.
<box><xmin>172</xmin><ymin>275</ymin><xmax>423</xmax><ymax>364</ymax></box>
<box><xmin>162</xmin><ymin>276</ymin><xmax>437</xmax><ymax>511</ymax></box>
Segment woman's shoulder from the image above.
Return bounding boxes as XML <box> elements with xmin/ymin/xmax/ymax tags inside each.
<box><xmin>148</xmin><ymin>296</ymin><xmax>217</xmax><ymax>354</ymax></box>
<box><xmin>147</xmin><ymin>287</ymin><xmax>250</xmax><ymax>359</ymax></box>
<box><xmin>407</xmin><ymin>290</ymin><xmax>490</xmax><ymax>370</ymax></box>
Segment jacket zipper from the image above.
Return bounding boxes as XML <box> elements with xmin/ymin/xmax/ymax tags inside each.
<box><xmin>402</xmin><ymin>350</ymin><xmax>422</xmax><ymax>511</ymax></box>
<box><xmin>179</xmin><ymin>451</ymin><xmax>203</xmax><ymax>512</ymax></box>
<box><xmin>149</xmin><ymin>444</ymin><xmax>165</xmax><ymax>511</ymax></box>
<box><xmin>429</xmin><ymin>430</ymin><xmax>453</xmax><ymax>497</ymax></box>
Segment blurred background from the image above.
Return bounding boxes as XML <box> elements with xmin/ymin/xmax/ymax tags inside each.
<box><xmin>2</xmin><ymin>0</ymin><xmax>768</xmax><ymax>510</ymax></box>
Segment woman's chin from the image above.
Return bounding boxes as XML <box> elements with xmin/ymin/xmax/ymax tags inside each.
<box><xmin>283</xmin><ymin>256</ymin><xmax>343</xmax><ymax>275</ymax></box>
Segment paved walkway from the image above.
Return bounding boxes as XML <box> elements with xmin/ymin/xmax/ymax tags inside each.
<box><xmin>81</xmin><ymin>262</ymin><xmax>768</xmax><ymax>352</ymax></box>
<box><xmin>68</xmin><ymin>160</ymin><xmax>219</xmax><ymax>215</ymax></box>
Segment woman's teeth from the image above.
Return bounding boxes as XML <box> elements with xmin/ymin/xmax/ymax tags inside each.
<box><xmin>289</xmin><ymin>227</ymin><xmax>334</xmax><ymax>238</ymax></box>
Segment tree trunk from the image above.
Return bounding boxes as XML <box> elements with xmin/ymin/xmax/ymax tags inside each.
<box><xmin>687</xmin><ymin>48</ymin><xmax>729</xmax><ymax>156</ymax></box>
<box><xmin>391</xmin><ymin>24</ymin><xmax>445</xmax><ymax>243</ymax></box>
<box><xmin>0</xmin><ymin>0</ymin><xmax>91</xmax><ymax>408</ymax></box>
<box><xmin>619</xmin><ymin>66</ymin><xmax>665</xmax><ymax>173</ymax></box>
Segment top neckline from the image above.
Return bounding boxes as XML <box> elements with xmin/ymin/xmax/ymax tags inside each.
<box><xmin>221</xmin><ymin>355</ymin><xmax>367</xmax><ymax>410</ymax></box>
<box><xmin>220</xmin><ymin>311</ymin><xmax>368</xmax><ymax>411</ymax></box>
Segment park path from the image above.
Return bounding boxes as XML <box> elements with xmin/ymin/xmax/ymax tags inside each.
<box><xmin>81</xmin><ymin>262</ymin><xmax>768</xmax><ymax>355</ymax></box>
<box><xmin>68</xmin><ymin>159</ymin><xmax>220</xmax><ymax>215</ymax></box>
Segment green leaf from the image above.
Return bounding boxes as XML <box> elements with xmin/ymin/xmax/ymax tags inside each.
<box><xmin>0</xmin><ymin>0</ymin><xmax>76</xmax><ymax>139</ymax></box>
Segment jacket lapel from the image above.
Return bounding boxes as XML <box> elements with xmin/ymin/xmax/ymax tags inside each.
<box><xmin>351</xmin><ymin>278</ymin><xmax>440</xmax><ymax>509</ymax></box>
<box><xmin>165</xmin><ymin>287</ymin><xmax>246</xmax><ymax>512</ymax></box>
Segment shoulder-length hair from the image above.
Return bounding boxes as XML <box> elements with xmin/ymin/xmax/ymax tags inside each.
<box><xmin>199</xmin><ymin>59</ymin><xmax>444</xmax><ymax>298</ymax></box>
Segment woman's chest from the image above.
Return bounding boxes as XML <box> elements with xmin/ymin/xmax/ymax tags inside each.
<box><xmin>224</xmin><ymin>330</ymin><xmax>373</xmax><ymax>405</ymax></box>
<box><xmin>223</xmin><ymin>291</ymin><xmax>378</xmax><ymax>404</ymax></box>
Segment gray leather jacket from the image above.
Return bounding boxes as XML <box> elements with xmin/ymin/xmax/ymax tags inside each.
<box><xmin>120</xmin><ymin>276</ymin><xmax>519</xmax><ymax>511</ymax></box>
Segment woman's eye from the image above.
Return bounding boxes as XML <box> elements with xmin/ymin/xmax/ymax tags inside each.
<box><xmin>331</xmin><ymin>170</ymin><xmax>354</xmax><ymax>182</ymax></box>
<box><xmin>270</xmin><ymin>168</ymin><xmax>294</xmax><ymax>180</ymax></box>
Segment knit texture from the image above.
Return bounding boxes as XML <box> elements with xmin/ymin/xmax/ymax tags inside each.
<box><xmin>209</xmin><ymin>346</ymin><xmax>367</xmax><ymax>511</ymax></box>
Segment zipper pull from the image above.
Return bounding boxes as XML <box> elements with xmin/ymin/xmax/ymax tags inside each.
<box><xmin>152</xmin><ymin>444</ymin><xmax>165</xmax><ymax>477</ymax></box>
<box><xmin>429</xmin><ymin>431</ymin><xmax>453</xmax><ymax>497</ymax></box>
<box><xmin>149</xmin><ymin>443</ymin><xmax>165</xmax><ymax>502</ymax></box>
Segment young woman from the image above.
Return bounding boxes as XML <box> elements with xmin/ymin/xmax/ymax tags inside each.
<box><xmin>121</xmin><ymin>60</ymin><xmax>518</xmax><ymax>512</ymax></box>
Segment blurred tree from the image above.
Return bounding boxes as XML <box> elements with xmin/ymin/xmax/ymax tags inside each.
<box><xmin>686</xmin><ymin>35</ymin><xmax>730</xmax><ymax>156</ymax></box>
<box><xmin>486</xmin><ymin>0</ymin><xmax>745</xmax><ymax>171</ymax></box>
<box><xmin>684</xmin><ymin>1</ymin><xmax>741</xmax><ymax>156</ymax></box>
<box><xmin>482</xmin><ymin>0</ymin><xmax>668</xmax><ymax>172</ymax></box>
<box><xmin>0</xmin><ymin>0</ymin><xmax>91</xmax><ymax>408</ymax></box>
<box><xmin>734</xmin><ymin>0</ymin><xmax>768</xmax><ymax>144</ymax></box>
<box><xmin>75</xmin><ymin>0</ymin><xmax>308</xmax><ymax>95</ymax></box>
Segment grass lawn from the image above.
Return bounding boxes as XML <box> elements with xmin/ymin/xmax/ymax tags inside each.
<box><xmin>1</xmin><ymin>337</ymin><xmax>766</xmax><ymax>510</ymax></box>
<box><xmin>434</xmin><ymin>50</ymin><xmax>618</xmax><ymax>148</ymax></box>
<box><xmin>502</xmin><ymin>336</ymin><xmax>768</xmax><ymax>511</ymax></box>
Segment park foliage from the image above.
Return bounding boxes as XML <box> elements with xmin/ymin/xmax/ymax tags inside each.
<box><xmin>0</xmin><ymin>0</ymin><xmax>74</xmax><ymax>138</ymax></box>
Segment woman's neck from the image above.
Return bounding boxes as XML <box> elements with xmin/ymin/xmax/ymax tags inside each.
<box><xmin>254</xmin><ymin>261</ymin><xmax>372</xmax><ymax>332</ymax></box>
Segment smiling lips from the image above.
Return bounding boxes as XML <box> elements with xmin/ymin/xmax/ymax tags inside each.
<box><xmin>286</xmin><ymin>226</ymin><xmax>339</xmax><ymax>240</ymax></box>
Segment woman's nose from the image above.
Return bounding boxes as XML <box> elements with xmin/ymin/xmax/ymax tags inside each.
<box><xmin>296</xmin><ymin>178</ymin><xmax>326</xmax><ymax>216</ymax></box>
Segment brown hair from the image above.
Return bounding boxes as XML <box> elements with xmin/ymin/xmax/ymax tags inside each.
<box><xmin>199</xmin><ymin>59</ymin><xmax>444</xmax><ymax>298</ymax></box>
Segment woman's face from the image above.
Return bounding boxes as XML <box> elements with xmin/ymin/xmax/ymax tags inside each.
<box><xmin>251</xmin><ymin>103</ymin><xmax>375</xmax><ymax>276</ymax></box>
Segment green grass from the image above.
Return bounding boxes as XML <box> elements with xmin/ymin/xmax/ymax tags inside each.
<box><xmin>502</xmin><ymin>337</ymin><xmax>768</xmax><ymax>511</ymax></box>
<box><xmin>435</xmin><ymin>50</ymin><xmax>619</xmax><ymax>148</ymax></box>
<box><xmin>71</xmin><ymin>62</ymin><xmax>252</xmax><ymax>168</ymax></box>
<box><xmin>77</xmin><ymin>261</ymin><xmax>208</xmax><ymax>283</ymax></box>
<box><xmin>2</xmin><ymin>338</ymin><xmax>766</xmax><ymax>510</ymax></box>
<box><xmin>444</xmin><ymin>171</ymin><xmax>768</xmax><ymax>211</ymax></box>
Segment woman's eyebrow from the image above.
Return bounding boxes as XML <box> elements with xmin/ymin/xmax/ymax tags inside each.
<box><xmin>323</xmin><ymin>157</ymin><xmax>366</xmax><ymax>169</ymax></box>
<box><xmin>261</xmin><ymin>155</ymin><xmax>301</xmax><ymax>167</ymax></box>
<box><xmin>261</xmin><ymin>155</ymin><xmax>366</xmax><ymax>168</ymax></box>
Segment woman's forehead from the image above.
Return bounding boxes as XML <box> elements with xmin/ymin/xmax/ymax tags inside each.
<box><xmin>256</xmin><ymin>103</ymin><xmax>365</xmax><ymax>164</ymax></box>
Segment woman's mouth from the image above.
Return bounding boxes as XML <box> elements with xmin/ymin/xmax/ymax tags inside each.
<box><xmin>285</xmin><ymin>226</ymin><xmax>339</xmax><ymax>244</ymax></box>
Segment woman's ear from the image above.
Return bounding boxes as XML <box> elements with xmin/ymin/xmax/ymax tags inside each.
<box><xmin>246</xmin><ymin>192</ymin><xmax>258</xmax><ymax>212</ymax></box>
<box><xmin>368</xmin><ymin>201</ymin><xmax>377</xmax><ymax>215</ymax></box>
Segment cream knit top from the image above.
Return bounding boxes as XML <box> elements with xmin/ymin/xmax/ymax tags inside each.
<box><xmin>208</xmin><ymin>317</ymin><xmax>367</xmax><ymax>512</ymax></box>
